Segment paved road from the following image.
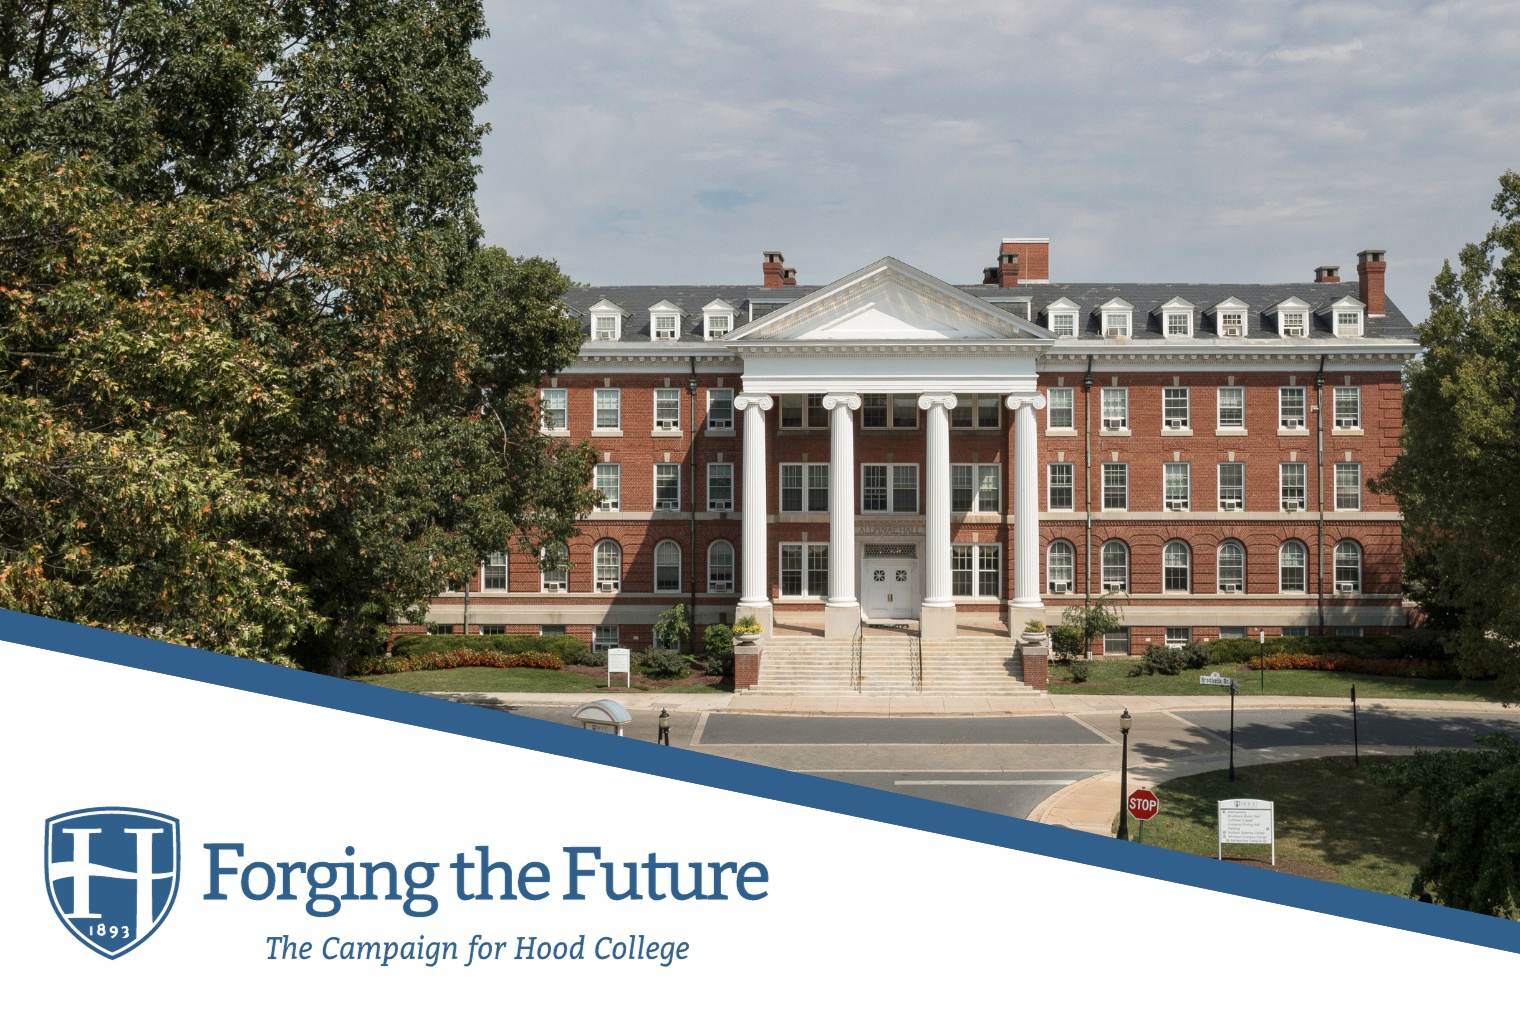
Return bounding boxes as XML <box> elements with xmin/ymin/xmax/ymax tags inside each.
<box><xmin>473</xmin><ymin>700</ymin><xmax>1519</xmax><ymax>820</ymax></box>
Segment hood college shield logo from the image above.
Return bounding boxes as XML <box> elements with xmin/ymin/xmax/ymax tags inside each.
<box><xmin>45</xmin><ymin>808</ymin><xmax>180</xmax><ymax>959</ymax></box>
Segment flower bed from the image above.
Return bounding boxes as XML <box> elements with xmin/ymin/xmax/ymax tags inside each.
<box><xmin>352</xmin><ymin>649</ymin><xmax>564</xmax><ymax>676</ymax></box>
<box><xmin>1245</xmin><ymin>652</ymin><xmax>1455</xmax><ymax>680</ymax></box>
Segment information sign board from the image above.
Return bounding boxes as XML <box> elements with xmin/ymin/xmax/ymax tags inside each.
<box><xmin>1218</xmin><ymin>798</ymin><xmax>1275</xmax><ymax>865</ymax></box>
<box><xmin>607</xmin><ymin>647</ymin><xmax>632</xmax><ymax>688</ymax></box>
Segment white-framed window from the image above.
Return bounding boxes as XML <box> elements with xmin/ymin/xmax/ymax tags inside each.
<box><xmin>1163</xmin><ymin>387</ymin><xmax>1190</xmax><ymax>429</ymax></box>
<box><xmin>1165</xmin><ymin>627</ymin><xmax>1192</xmax><ymax>648</ymax></box>
<box><xmin>893</xmin><ymin>394</ymin><xmax>919</xmax><ymax>428</ymax></box>
<box><xmin>1217</xmin><ymin>540</ymin><xmax>1245</xmax><ymax>592</ymax></box>
<box><xmin>1335</xmin><ymin>463</ymin><xmax>1362</xmax><ymax>511</ymax></box>
<box><xmin>654</xmin><ymin>388</ymin><xmax>681</xmax><ymax>430</ymax></box>
<box><xmin>1047</xmin><ymin>388</ymin><xmax>1074</xmax><ymax>429</ymax></box>
<box><xmin>951</xmin><ymin>394</ymin><xmax>1001</xmax><ymax>429</ymax></box>
<box><xmin>1335</xmin><ymin>309</ymin><xmax>1363</xmax><ymax>338</ymax></box>
<box><xmin>482</xmin><ymin>552</ymin><xmax>508</xmax><ymax>591</ymax></box>
<box><xmin>705</xmin><ymin>313</ymin><xmax>731</xmax><ymax>339</ymax></box>
<box><xmin>1103</xmin><ymin>629</ymin><xmax>1130</xmax><ymax>655</ymax></box>
<box><xmin>652</xmin><ymin>314</ymin><xmax>679</xmax><ymax>341</ymax></box>
<box><xmin>951</xmin><ymin>544</ymin><xmax>1001</xmax><ymax>597</ymax></box>
<box><xmin>1278</xmin><ymin>308</ymin><xmax>1308</xmax><ymax>337</ymax></box>
<box><xmin>1280</xmin><ymin>463</ymin><xmax>1307</xmax><ymax>511</ymax></box>
<box><xmin>1279</xmin><ymin>540</ymin><xmax>1308</xmax><ymax>593</ymax></box>
<box><xmin>1102</xmin><ymin>463</ymin><xmax>1129</xmax><ymax>511</ymax></box>
<box><xmin>1218</xmin><ymin>462</ymin><xmax>1245</xmax><ymax>510</ymax></box>
<box><xmin>593</xmin><ymin>316</ymin><xmax>620</xmax><ymax>341</ymax></box>
<box><xmin>1051</xmin><ymin>312</ymin><xmax>1076</xmax><ymax>336</ymax></box>
<box><xmin>593</xmin><ymin>462</ymin><xmax>620</xmax><ymax>511</ymax></box>
<box><xmin>594</xmin><ymin>388</ymin><xmax>621</xmax><ymax>430</ymax></box>
<box><xmin>1220</xmin><ymin>626</ymin><xmax>1247</xmax><ymax>640</ymax></box>
<box><xmin>1048</xmin><ymin>463</ymin><xmax>1075</xmax><ymax>511</ymax></box>
<box><xmin>479</xmin><ymin>624</ymin><xmax>506</xmax><ymax>635</ymax></box>
<box><xmin>1335</xmin><ymin>541</ymin><xmax>1362</xmax><ymax>594</ymax></box>
<box><xmin>594</xmin><ymin>540</ymin><xmax>622</xmax><ymax>593</ymax></box>
<box><xmin>1102</xmin><ymin>310</ymin><xmax>1131</xmax><ymax>338</ymax></box>
<box><xmin>707</xmin><ymin>540</ymin><xmax>735</xmax><ymax>593</ymax></box>
<box><xmin>1047</xmin><ymin>540</ymin><xmax>1076</xmax><ymax>593</ymax></box>
<box><xmin>1279</xmin><ymin>387</ymin><xmax>1306</xmax><ymax>429</ymax></box>
<box><xmin>1333</xmin><ymin>386</ymin><xmax>1361</xmax><ymax>429</ymax></box>
<box><xmin>540</xmin><ymin>388</ymin><xmax>567</xmax><ymax>430</ymax></box>
<box><xmin>861</xmin><ymin>393</ymin><xmax>920</xmax><ymax>429</ymax></box>
<box><xmin>779</xmin><ymin>542</ymin><xmax>829</xmax><ymax>597</ymax></box>
<box><xmin>1217</xmin><ymin>387</ymin><xmax>1244</xmax><ymax>428</ymax></box>
<box><xmin>654</xmin><ymin>463</ymin><xmax>680</xmax><ymax>510</ymax></box>
<box><xmin>1283</xmin><ymin>626</ymin><xmax>1310</xmax><ymax>637</ymax></box>
<box><xmin>707</xmin><ymin>462</ymin><xmax>734</xmax><ymax>511</ymax></box>
<box><xmin>780</xmin><ymin>393</ymin><xmax>827</xmax><ymax>429</ymax></box>
<box><xmin>1101</xmin><ymin>388</ymin><xmax>1128</xmax><ymax>430</ymax></box>
<box><xmin>861</xmin><ymin>463</ymin><xmax>918</xmax><ymax>514</ymax></box>
<box><xmin>1166</xmin><ymin>312</ymin><xmax>1191</xmax><ymax>337</ymax></box>
<box><xmin>951</xmin><ymin>464</ymin><xmax>1000</xmax><ymax>513</ymax></box>
<box><xmin>592</xmin><ymin>625</ymin><xmax>619</xmax><ymax>652</ymax></box>
<box><xmin>707</xmin><ymin>388</ymin><xmax>734</xmax><ymax>430</ymax></box>
<box><xmin>1218</xmin><ymin>311</ymin><xmax>1245</xmax><ymax>337</ymax></box>
<box><xmin>1101</xmin><ymin>540</ymin><xmax>1129</xmax><ymax>592</ymax></box>
<box><xmin>1164</xmin><ymin>463</ymin><xmax>1190</xmax><ymax>511</ymax></box>
<box><xmin>540</xmin><ymin>542</ymin><xmax>568</xmax><ymax>592</ymax></box>
<box><xmin>1163</xmin><ymin>541</ymin><xmax>1191</xmax><ymax>592</ymax></box>
<box><xmin>780</xmin><ymin>463</ymin><xmax>829</xmax><ymax>513</ymax></box>
<box><xmin>654</xmin><ymin>540</ymin><xmax>681</xmax><ymax>592</ymax></box>
<box><xmin>426</xmin><ymin>623</ymin><xmax>456</xmax><ymax>635</ymax></box>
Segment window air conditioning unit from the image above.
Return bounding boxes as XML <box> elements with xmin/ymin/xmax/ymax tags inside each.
<box><xmin>1165</xmin><ymin>499</ymin><xmax>1189</xmax><ymax>511</ymax></box>
<box><xmin>1283</xmin><ymin>327</ymin><xmax>1306</xmax><ymax>337</ymax></box>
<box><xmin>1282</xmin><ymin>418</ymin><xmax>1306</xmax><ymax>429</ymax></box>
<box><xmin>1282</xmin><ymin>499</ymin><xmax>1305</xmax><ymax>511</ymax></box>
<box><xmin>1335</xmin><ymin>417</ymin><xmax>1358</xmax><ymax>430</ymax></box>
<box><xmin>711</xmin><ymin>581</ymin><xmax>733</xmax><ymax>592</ymax></box>
<box><xmin>656</xmin><ymin>499</ymin><xmax>678</xmax><ymax>510</ymax></box>
<box><xmin>1220</xmin><ymin>499</ymin><xmax>1242</xmax><ymax>510</ymax></box>
<box><xmin>708</xmin><ymin>329</ymin><xmax>728</xmax><ymax>339</ymax></box>
<box><xmin>1336</xmin><ymin>581</ymin><xmax>1357</xmax><ymax>593</ymax></box>
<box><xmin>1223</xmin><ymin>327</ymin><xmax>1242</xmax><ymax>337</ymax></box>
<box><xmin>656</xmin><ymin>420</ymin><xmax>678</xmax><ymax>430</ymax></box>
<box><xmin>1103</xmin><ymin>580</ymin><xmax>1126</xmax><ymax>592</ymax></box>
<box><xmin>1220</xmin><ymin>583</ymin><xmax>1242</xmax><ymax>593</ymax></box>
<box><xmin>543</xmin><ymin>581</ymin><xmax>566</xmax><ymax>592</ymax></box>
<box><xmin>1102</xmin><ymin>417</ymin><xmax>1126</xmax><ymax>430</ymax></box>
<box><xmin>710</xmin><ymin>500</ymin><xmax>733</xmax><ymax>511</ymax></box>
<box><xmin>597</xmin><ymin>581</ymin><xmax>619</xmax><ymax>593</ymax></box>
<box><xmin>599</xmin><ymin>501</ymin><xmax>618</xmax><ymax>512</ymax></box>
<box><xmin>1105</xmin><ymin>327</ymin><xmax>1127</xmax><ymax>338</ymax></box>
<box><xmin>594</xmin><ymin>329</ymin><xmax>616</xmax><ymax>340</ymax></box>
<box><xmin>1165</xmin><ymin>418</ymin><xmax>1187</xmax><ymax>429</ymax></box>
<box><xmin>1049</xmin><ymin>581</ymin><xmax>1072</xmax><ymax>594</ymax></box>
<box><xmin>709</xmin><ymin>418</ymin><xmax>733</xmax><ymax>430</ymax></box>
<box><xmin>654</xmin><ymin>330</ymin><xmax>677</xmax><ymax>340</ymax></box>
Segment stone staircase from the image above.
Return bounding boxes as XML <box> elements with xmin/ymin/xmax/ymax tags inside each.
<box><xmin>748</xmin><ymin>627</ymin><xmax>1037</xmax><ymax>697</ymax></box>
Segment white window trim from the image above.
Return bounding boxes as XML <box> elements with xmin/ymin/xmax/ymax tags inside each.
<box><xmin>1159</xmin><ymin>298</ymin><xmax>1195</xmax><ymax>339</ymax></box>
<box><xmin>593</xmin><ymin>388</ymin><xmax>622</xmax><ymax>433</ymax></box>
<box><xmin>1333</xmin><ymin>540</ymin><xmax>1363</xmax><ymax>594</ymax></box>
<box><xmin>540</xmin><ymin>544</ymin><xmax>569</xmax><ymax>593</ymax></box>
<box><xmin>951</xmin><ymin>463</ymin><xmax>1001</xmax><ymax>514</ymax></box>
<box><xmin>653</xmin><ymin>539</ymin><xmax>682</xmax><ymax>593</ymax></box>
<box><xmin>648</xmin><ymin>300</ymin><xmax>685</xmax><ymax>342</ymax></box>
<box><xmin>1099</xmin><ymin>298</ymin><xmax>1134</xmax><ymax>339</ymax></box>
<box><xmin>1045</xmin><ymin>297</ymin><xmax>1081</xmax><ymax>337</ymax></box>
<box><xmin>1335</xmin><ymin>462</ymin><xmax>1362</xmax><ymax>511</ymax></box>
<box><xmin>480</xmin><ymin>552</ymin><xmax>509</xmax><ymax>592</ymax></box>
<box><xmin>1162</xmin><ymin>541</ymin><xmax>1191</xmax><ymax>593</ymax></box>
<box><xmin>706</xmin><ymin>540</ymin><xmax>736</xmax><ymax>593</ymax></box>
<box><xmin>706</xmin><ymin>388</ymin><xmax>734</xmax><ymax>432</ymax></box>
<box><xmin>1279</xmin><ymin>462</ymin><xmax>1308</xmax><ymax>512</ymax></box>
<box><xmin>1217</xmin><ymin>462</ymin><xmax>1246</xmax><ymax>511</ymax></box>
<box><xmin>1279</xmin><ymin>541</ymin><xmax>1308</xmax><ymax>594</ymax></box>
<box><xmin>588</xmin><ymin>299</ymin><xmax>627</xmax><ymax>341</ymax></box>
<box><xmin>1216</xmin><ymin>541</ymin><xmax>1246</xmax><ymax>593</ymax></box>
<box><xmin>1162</xmin><ymin>462</ymin><xmax>1191</xmax><ymax>512</ymax></box>
<box><xmin>778</xmin><ymin>541</ymin><xmax>830</xmax><ymax>599</ymax></box>
<box><xmin>593</xmin><ymin>462</ymin><xmax>620</xmax><ymax>512</ymax></box>
<box><xmin>1332</xmin><ymin>386</ymin><xmax>1362</xmax><ymax>431</ymax></box>
<box><xmin>1100</xmin><ymin>540</ymin><xmax>1130</xmax><ymax>593</ymax></box>
<box><xmin>1211</xmin><ymin>298</ymin><xmax>1249</xmax><ymax>339</ymax></box>
<box><xmin>539</xmin><ymin>387</ymin><xmax>568</xmax><ymax>433</ymax></box>
<box><xmin>950</xmin><ymin>394</ymin><xmax>1003</xmax><ymax>430</ymax></box>
<box><xmin>1102</xmin><ymin>462</ymin><xmax>1129</xmax><ymax>512</ymax></box>
<box><xmin>950</xmin><ymin>543</ymin><xmax>1002</xmax><ymax>600</ymax></box>
<box><xmin>1100</xmin><ymin>387</ymin><xmax>1130</xmax><ymax>433</ymax></box>
<box><xmin>1275</xmin><ymin>298</ymin><xmax>1311</xmax><ymax>339</ymax></box>
<box><xmin>1046</xmin><ymin>387</ymin><xmax>1076</xmax><ymax>432</ymax></box>
<box><xmin>653</xmin><ymin>387</ymin><xmax>682</xmax><ymax>432</ymax></box>
<box><xmin>593</xmin><ymin>540</ymin><xmax>622</xmax><ymax>594</ymax></box>
<box><xmin>1329</xmin><ymin>297</ymin><xmax>1366</xmax><ymax>339</ymax></box>
<box><xmin>779</xmin><ymin>462</ymin><xmax>830</xmax><ymax>514</ymax></box>
<box><xmin>1046</xmin><ymin>540</ymin><xmax>1077</xmax><ymax>594</ymax></box>
<box><xmin>1278</xmin><ymin>386</ymin><xmax>1308</xmax><ymax>431</ymax></box>
<box><xmin>653</xmin><ymin>463</ymin><xmax>681</xmax><ymax>512</ymax></box>
<box><xmin>1216</xmin><ymin>385</ymin><xmax>1246</xmax><ymax>431</ymax></box>
<box><xmin>1047</xmin><ymin>462</ymin><xmax>1076</xmax><ymax>512</ymax></box>
<box><xmin>1161</xmin><ymin>387</ymin><xmax>1191</xmax><ymax>432</ymax></box>
<box><xmin>707</xmin><ymin>462</ymin><xmax>735</xmax><ymax>512</ymax></box>
<box><xmin>861</xmin><ymin>462</ymin><xmax>920</xmax><ymax>514</ymax></box>
<box><xmin>702</xmin><ymin>298</ymin><xmax>737</xmax><ymax>341</ymax></box>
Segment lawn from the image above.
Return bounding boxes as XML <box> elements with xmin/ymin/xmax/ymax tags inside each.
<box><xmin>355</xmin><ymin>667</ymin><xmax>727</xmax><ymax>695</ymax></box>
<box><xmin>1117</xmin><ymin>757</ymin><xmax>1431</xmax><ymax>898</ymax></box>
<box><xmin>1048</xmin><ymin>658</ymin><xmax>1498</xmax><ymax>701</ymax></box>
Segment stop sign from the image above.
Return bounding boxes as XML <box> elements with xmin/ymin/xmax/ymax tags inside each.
<box><xmin>1127</xmin><ymin>789</ymin><xmax>1160</xmax><ymax>821</ymax></box>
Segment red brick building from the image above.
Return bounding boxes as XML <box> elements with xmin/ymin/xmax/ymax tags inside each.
<box><xmin>424</xmin><ymin>241</ymin><xmax>1414</xmax><ymax>663</ymax></box>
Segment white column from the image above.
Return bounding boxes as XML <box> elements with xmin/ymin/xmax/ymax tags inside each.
<box><xmin>918</xmin><ymin>393</ymin><xmax>957</xmax><ymax>640</ymax></box>
<box><xmin>822</xmin><ymin>393</ymin><xmax>861</xmax><ymax>638</ymax></box>
<box><xmin>1006</xmin><ymin>392</ymin><xmax>1047</xmax><ymax>610</ymax></box>
<box><xmin>734</xmin><ymin>393</ymin><xmax>774</xmax><ymax>634</ymax></box>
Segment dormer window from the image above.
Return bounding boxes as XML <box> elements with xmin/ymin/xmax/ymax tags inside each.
<box><xmin>1210</xmin><ymin>297</ymin><xmax>1249</xmax><ymax>338</ymax></box>
<box><xmin>1098</xmin><ymin>298</ymin><xmax>1133</xmax><ymax>338</ymax></box>
<box><xmin>647</xmin><ymin>300</ymin><xmax>685</xmax><ymax>342</ymax></box>
<box><xmin>1326</xmin><ymin>295</ymin><xmax>1366</xmax><ymax>338</ymax></box>
<box><xmin>588</xmin><ymin>299</ymin><xmax>627</xmax><ymax>341</ymax></box>
<box><xmin>1158</xmin><ymin>297</ymin><xmax>1194</xmax><ymax>338</ymax></box>
<box><xmin>702</xmin><ymin>298</ymin><xmax>737</xmax><ymax>340</ymax></box>
<box><xmin>1045</xmin><ymin>297</ymin><xmax>1080</xmax><ymax>338</ymax></box>
<box><xmin>1274</xmin><ymin>297</ymin><xmax>1311</xmax><ymax>339</ymax></box>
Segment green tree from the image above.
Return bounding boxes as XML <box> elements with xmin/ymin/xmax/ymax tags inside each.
<box><xmin>1371</xmin><ymin>734</ymin><xmax>1520</xmax><ymax>916</ymax></box>
<box><xmin>1060</xmin><ymin>596</ymin><xmax>1123</xmax><ymax>661</ymax></box>
<box><xmin>1376</xmin><ymin>172</ymin><xmax>1520</xmax><ymax>699</ymax></box>
<box><xmin>1</xmin><ymin>2</ymin><xmax>597</xmax><ymax>672</ymax></box>
<box><xmin>654</xmin><ymin>604</ymin><xmax>691</xmax><ymax>652</ymax></box>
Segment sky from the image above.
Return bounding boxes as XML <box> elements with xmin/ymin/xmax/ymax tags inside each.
<box><xmin>473</xmin><ymin>1</ymin><xmax>1520</xmax><ymax>324</ymax></box>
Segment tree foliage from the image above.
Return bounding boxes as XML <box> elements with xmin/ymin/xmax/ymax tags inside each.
<box><xmin>1377</xmin><ymin>172</ymin><xmax>1520</xmax><ymax>699</ymax></box>
<box><xmin>1060</xmin><ymin>597</ymin><xmax>1123</xmax><ymax>660</ymax></box>
<box><xmin>1371</xmin><ymin>735</ymin><xmax>1520</xmax><ymax>916</ymax></box>
<box><xmin>1</xmin><ymin>2</ymin><xmax>597</xmax><ymax>671</ymax></box>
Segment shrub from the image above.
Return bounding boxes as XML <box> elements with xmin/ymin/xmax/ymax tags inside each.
<box><xmin>1068</xmin><ymin>660</ymin><xmax>1091</xmax><ymax>683</ymax></box>
<box><xmin>1023</xmin><ymin>619</ymin><xmax>1046</xmax><ymax>633</ymax></box>
<box><xmin>703</xmin><ymin>624</ymin><xmax>734</xmax><ymax>676</ymax></box>
<box><xmin>351</xmin><ymin>649</ymin><xmax>564</xmax><ymax>677</ymax></box>
<box><xmin>734</xmin><ymin>615</ymin><xmax>761</xmax><ymax>636</ymax></box>
<box><xmin>654</xmin><ymin>604</ymin><xmax>691</xmax><ymax>652</ymax></box>
<box><xmin>634</xmin><ymin>648</ymin><xmax>690</xmax><ymax>680</ymax></box>
<box><xmin>390</xmin><ymin>633</ymin><xmax>596</xmax><ymax>665</ymax></box>
<box><xmin>1245</xmin><ymin>652</ymin><xmax>1458</xmax><ymax>680</ymax></box>
<box><xmin>1130</xmin><ymin>642</ymin><xmax>1186</xmax><ymax>676</ymax></box>
<box><xmin>1179</xmin><ymin>642</ymin><xmax>1213</xmax><ymax>670</ymax></box>
<box><xmin>1050</xmin><ymin>626</ymin><xmax>1085</xmax><ymax>663</ymax></box>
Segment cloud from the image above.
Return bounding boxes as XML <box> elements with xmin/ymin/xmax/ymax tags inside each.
<box><xmin>697</xmin><ymin>189</ymin><xmax>765</xmax><ymax>213</ymax></box>
<box><xmin>1265</xmin><ymin>38</ymin><xmax>1365</xmax><ymax>63</ymax></box>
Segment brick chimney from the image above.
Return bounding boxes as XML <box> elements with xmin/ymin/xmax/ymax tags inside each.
<box><xmin>1314</xmin><ymin>265</ymin><xmax>1340</xmax><ymax>283</ymax></box>
<box><xmin>782</xmin><ymin>267</ymin><xmax>797</xmax><ymax>286</ymax></box>
<box><xmin>1357</xmin><ymin>249</ymin><xmax>1386</xmax><ymax>316</ymax></box>
<box><xmin>762</xmin><ymin>251</ymin><xmax>786</xmax><ymax>288</ymax></box>
<box><xmin>982</xmin><ymin>266</ymin><xmax>999</xmax><ymax>284</ymax></box>
<box><xmin>997</xmin><ymin>251</ymin><xmax>1020</xmax><ymax>288</ymax></box>
<box><xmin>999</xmin><ymin>238</ymin><xmax>1050</xmax><ymax>285</ymax></box>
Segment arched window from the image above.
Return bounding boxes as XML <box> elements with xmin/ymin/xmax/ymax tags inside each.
<box><xmin>1162</xmin><ymin>540</ymin><xmax>1191</xmax><ymax>593</ymax></box>
<box><xmin>594</xmin><ymin>540</ymin><xmax>622</xmax><ymax>593</ymax></box>
<box><xmin>654</xmin><ymin>540</ymin><xmax>682</xmax><ymax>592</ymax></box>
<box><xmin>1279</xmin><ymin>540</ymin><xmax>1308</xmax><ymax>593</ymax></box>
<box><xmin>1101</xmin><ymin>541</ymin><xmax>1129</xmax><ymax>593</ymax></box>
<box><xmin>540</xmin><ymin>542</ymin><xmax>569</xmax><ymax>592</ymax></box>
<box><xmin>1047</xmin><ymin>540</ymin><xmax>1076</xmax><ymax>593</ymax></box>
<box><xmin>1334</xmin><ymin>540</ymin><xmax>1362</xmax><ymax>594</ymax></box>
<box><xmin>707</xmin><ymin>540</ymin><xmax>735</xmax><ymax>593</ymax></box>
<box><xmin>1217</xmin><ymin>540</ymin><xmax>1245</xmax><ymax>593</ymax></box>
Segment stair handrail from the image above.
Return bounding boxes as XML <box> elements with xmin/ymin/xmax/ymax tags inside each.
<box><xmin>911</xmin><ymin>627</ymin><xmax>923</xmax><ymax>692</ymax></box>
<box><xmin>850</xmin><ymin>615</ymin><xmax>864</xmax><ymax>694</ymax></box>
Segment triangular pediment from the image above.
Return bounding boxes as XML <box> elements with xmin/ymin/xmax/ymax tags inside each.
<box><xmin>723</xmin><ymin>257</ymin><xmax>1054</xmax><ymax>345</ymax></box>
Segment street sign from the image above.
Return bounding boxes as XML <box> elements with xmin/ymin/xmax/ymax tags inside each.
<box><xmin>1218</xmin><ymin>798</ymin><xmax>1275</xmax><ymax>865</ymax></box>
<box><xmin>1127</xmin><ymin>789</ymin><xmax>1159</xmax><ymax>821</ymax></box>
<box><xmin>607</xmin><ymin>647</ymin><xmax>632</xmax><ymax>688</ymax></box>
<box><xmin>1200</xmin><ymin>672</ymin><xmax>1238</xmax><ymax>692</ymax></box>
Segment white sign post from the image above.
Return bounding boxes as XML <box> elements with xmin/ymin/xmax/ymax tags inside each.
<box><xmin>1218</xmin><ymin>798</ymin><xmax>1275</xmax><ymax>866</ymax></box>
<box><xmin>607</xmin><ymin>647</ymin><xmax>632</xmax><ymax>688</ymax></box>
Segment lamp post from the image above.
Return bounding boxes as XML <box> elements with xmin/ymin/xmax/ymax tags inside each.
<box><xmin>658</xmin><ymin>709</ymin><xmax>671</xmax><ymax>747</ymax></box>
<box><xmin>1116</xmin><ymin>708</ymin><xmax>1132</xmax><ymax>841</ymax></box>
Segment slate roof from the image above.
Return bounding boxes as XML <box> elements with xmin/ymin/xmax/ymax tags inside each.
<box><xmin>561</xmin><ymin>280</ymin><xmax>1414</xmax><ymax>343</ymax></box>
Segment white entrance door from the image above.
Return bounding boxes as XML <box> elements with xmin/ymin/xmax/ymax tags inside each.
<box><xmin>861</xmin><ymin>545</ymin><xmax>918</xmax><ymax>620</ymax></box>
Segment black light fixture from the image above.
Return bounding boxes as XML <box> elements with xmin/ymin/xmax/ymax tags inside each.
<box><xmin>658</xmin><ymin>708</ymin><xmax>671</xmax><ymax>747</ymax></box>
<box><xmin>1117</xmin><ymin>708</ymin><xmax>1133</xmax><ymax>841</ymax></box>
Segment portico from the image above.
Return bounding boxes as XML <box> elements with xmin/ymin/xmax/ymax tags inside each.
<box><xmin>724</xmin><ymin>257</ymin><xmax>1056</xmax><ymax>641</ymax></box>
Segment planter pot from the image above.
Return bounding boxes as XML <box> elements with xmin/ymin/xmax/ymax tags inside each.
<box><xmin>734</xmin><ymin>633</ymin><xmax>760</xmax><ymax>646</ymax></box>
